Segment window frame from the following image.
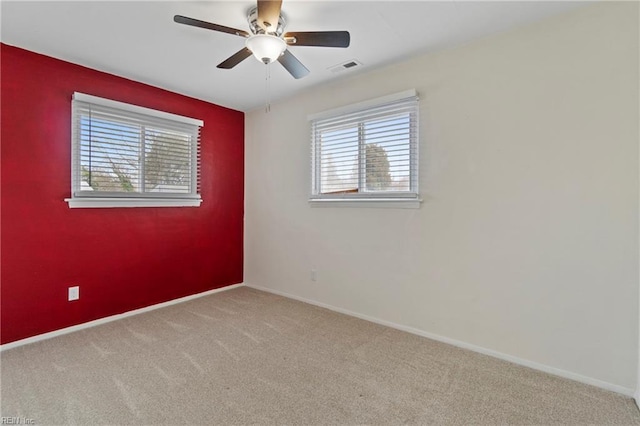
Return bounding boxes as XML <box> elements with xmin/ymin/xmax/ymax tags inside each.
<box><xmin>65</xmin><ymin>93</ymin><xmax>203</xmax><ymax>208</ymax></box>
<box><xmin>308</xmin><ymin>90</ymin><xmax>421</xmax><ymax>208</ymax></box>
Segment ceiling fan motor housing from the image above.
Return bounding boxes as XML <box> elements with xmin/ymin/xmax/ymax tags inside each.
<box><xmin>247</xmin><ymin>6</ymin><xmax>285</xmax><ymax>36</ymax></box>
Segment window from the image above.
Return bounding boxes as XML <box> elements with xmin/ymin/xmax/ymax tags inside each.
<box><xmin>66</xmin><ymin>93</ymin><xmax>203</xmax><ymax>208</ymax></box>
<box><xmin>309</xmin><ymin>90</ymin><xmax>420</xmax><ymax>208</ymax></box>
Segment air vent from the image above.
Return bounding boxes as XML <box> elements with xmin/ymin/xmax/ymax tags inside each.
<box><xmin>328</xmin><ymin>59</ymin><xmax>363</xmax><ymax>74</ymax></box>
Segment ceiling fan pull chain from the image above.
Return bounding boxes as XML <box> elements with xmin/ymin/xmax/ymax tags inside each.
<box><xmin>265</xmin><ymin>63</ymin><xmax>271</xmax><ymax>113</ymax></box>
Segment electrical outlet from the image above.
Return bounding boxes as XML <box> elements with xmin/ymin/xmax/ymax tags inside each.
<box><xmin>68</xmin><ymin>286</ymin><xmax>79</xmax><ymax>301</ymax></box>
<box><xmin>311</xmin><ymin>269</ymin><xmax>317</xmax><ymax>282</ymax></box>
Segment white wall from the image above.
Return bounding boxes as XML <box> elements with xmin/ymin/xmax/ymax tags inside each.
<box><xmin>245</xmin><ymin>2</ymin><xmax>639</xmax><ymax>392</ymax></box>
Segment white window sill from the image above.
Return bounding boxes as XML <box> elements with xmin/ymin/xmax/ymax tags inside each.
<box><xmin>65</xmin><ymin>197</ymin><xmax>202</xmax><ymax>208</ymax></box>
<box><xmin>308</xmin><ymin>198</ymin><xmax>422</xmax><ymax>209</ymax></box>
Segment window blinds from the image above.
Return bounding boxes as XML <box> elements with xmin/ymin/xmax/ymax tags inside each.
<box><xmin>71</xmin><ymin>93</ymin><xmax>202</xmax><ymax>199</ymax></box>
<box><xmin>310</xmin><ymin>91</ymin><xmax>419</xmax><ymax>198</ymax></box>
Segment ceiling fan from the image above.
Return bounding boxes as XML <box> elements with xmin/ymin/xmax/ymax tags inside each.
<box><xmin>174</xmin><ymin>0</ymin><xmax>350</xmax><ymax>79</ymax></box>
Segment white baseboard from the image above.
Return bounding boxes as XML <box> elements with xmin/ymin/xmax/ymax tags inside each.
<box><xmin>246</xmin><ymin>283</ymin><xmax>635</xmax><ymax>397</ymax></box>
<box><xmin>0</xmin><ymin>283</ymin><xmax>245</xmax><ymax>352</ymax></box>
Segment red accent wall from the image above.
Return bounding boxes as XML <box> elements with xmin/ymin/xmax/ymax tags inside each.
<box><xmin>1</xmin><ymin>44</ymin><xmax>244</xmax><ymax>344</ymax></box>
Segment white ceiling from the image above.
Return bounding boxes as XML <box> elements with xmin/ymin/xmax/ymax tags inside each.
<box><xmin>1</xmin><ymin>1</ymin><xmax>588</xmax><ymax>112</ymax></box>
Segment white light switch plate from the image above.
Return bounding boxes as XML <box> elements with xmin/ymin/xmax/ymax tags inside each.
<box><xmin>68</xmin><ymin>286</ymin><xmax>79</xmax><ymax>301</ymax></box>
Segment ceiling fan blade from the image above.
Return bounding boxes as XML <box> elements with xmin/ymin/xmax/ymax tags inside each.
<box><xmin>217</xmin><ymin>47</ymin><xmax>253</xmax><ymax>69</ymax></box>
<box><xmin>174</xmin><ymin>15</ymin><xmax>249</xmax><ymax>38</ymax></box>
<box><xmin>277</xmin><ymin>50</ymin><xmax>310</xmax><ymax>79</ymax></box>
<box><xmin>257</xmin><ymin>0</ymin><xmax>282</xmax><ymax>33</ymax></box>
<box><xmin>284</xmin><ymin>31</ymin><xmax>350</xmax><ymax>48</ymax></box>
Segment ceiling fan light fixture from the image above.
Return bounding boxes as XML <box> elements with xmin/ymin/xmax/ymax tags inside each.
<box><xmin>246</xmin><ymin>34</ymin><xmax>286</xmax><ymax>64</ymax></box>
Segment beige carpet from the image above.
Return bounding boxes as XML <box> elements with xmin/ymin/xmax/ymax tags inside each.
<box><xmin>1</xmin><ymin>286</ymin><xmax>638</xmax><ymax>425</ymax></box>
